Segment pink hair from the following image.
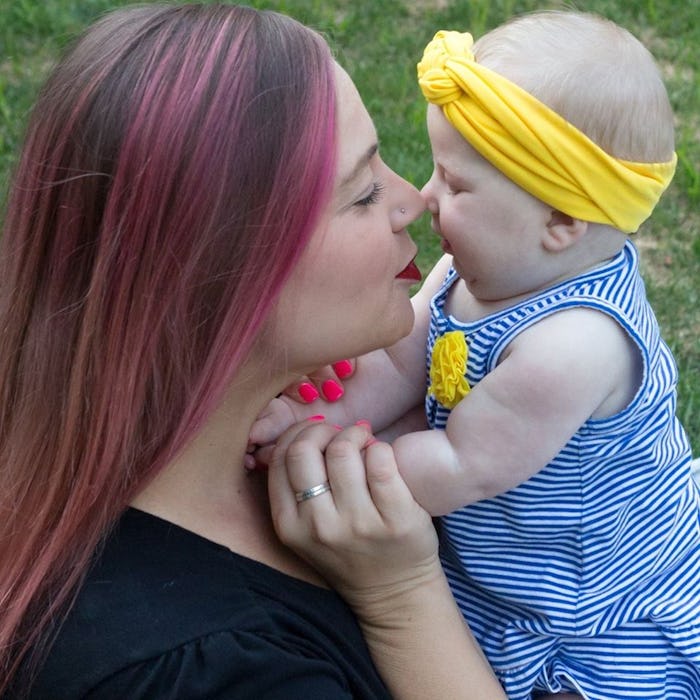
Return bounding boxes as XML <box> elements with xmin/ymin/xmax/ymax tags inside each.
<box><xmin>0</xmin><ymin>4</ymin><xmax>336</xmax><ymax>691</ymax></box>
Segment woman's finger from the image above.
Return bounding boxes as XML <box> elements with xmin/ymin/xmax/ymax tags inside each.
<box><xmin>323</xmin><ymin>424</ymin><xmax>380</xmax><ymax>520</ymax></box>
<box><xmin>281</xmin><ymin>359</ymin><xmax>355</xmax><ymax>405</ymax></box>
<box><xmin>268</xmin><ymin>421</ymin><xmax>340</xmax><ymax>542</ymax></box>
<box><xmin>361</xmin><ymin>441</ymin><xmax>439</xmax><ymax>575</ymax></box>
<box><xmin>283</xmin><ymin>376</ymin><xmax>321</xmax><ymax>404</ymax></box>
<box><xmin>363</xmin><ymin>441</ymin><xmax>425</xmax><ymax>524</ymax></box>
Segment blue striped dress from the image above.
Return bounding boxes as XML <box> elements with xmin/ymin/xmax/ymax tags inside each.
<box><xmin>426</xmin><ymin>241</ymin><xmax>700</xmax><ymax>699</ymax></box>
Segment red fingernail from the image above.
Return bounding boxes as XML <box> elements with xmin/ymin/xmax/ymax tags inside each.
<box><xmin>298</xmin><ymin>382</ymin><xmax>320</xmax><ymax>403</ymax></box>
<box><xmin>333</xmin><ymin>424</ymin><xmax>343</xmax><ymax>431</ymax></box>
<box><xmin>307</xmin><ymin>414</ymin><xmax>325</xmax><ymax>421</ymax></box>
<box><xmin>355</xmin><ymin>419</ymin><xmax>372</xmax><ymax>429</ymax></box>
<box><xmin>364</xmin><ymin>437</ymin><xmax>379</xmax><ymax>447</ymax></box>
<box><xmin>332</xmin><ymin>359</ymin><xmax>353</xmax><ymax>379</ymax></box>
<box><xmin>322</xmin><ymin>379</ymin><xmax>344</xmax><ymax>402</ymax></box>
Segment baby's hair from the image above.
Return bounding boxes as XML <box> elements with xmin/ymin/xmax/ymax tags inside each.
<box><xmin>0</xmin><ymin>4</ymin><xmax>336</xmax><ymax>692</ymax></box>
<box><xmin>473</xmin><ymin>10</ymin><xmax>675</xmax><ymax>162</ymax></box>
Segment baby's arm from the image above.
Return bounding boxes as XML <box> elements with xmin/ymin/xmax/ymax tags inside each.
<box><xmin>392</xmin><ymin>308</ymin><xmax>642</xmax><ymax>515</ymax></box>
<box><xmin>251</xmin><ymin>255</ymin><xmax>453</xmax><ymax>445</ymax></box>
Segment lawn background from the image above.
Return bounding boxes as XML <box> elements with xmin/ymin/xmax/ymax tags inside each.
<box><xmin>1</xmin><ymin>0</ymin><xmax>698</xmax><ymax>453</ymax></box>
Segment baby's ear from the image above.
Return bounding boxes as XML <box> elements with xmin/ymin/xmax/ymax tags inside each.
<box><xmin>543</xmin><ymin>210</ymin><xmax>588</xmax><ymax>252</ymax></box>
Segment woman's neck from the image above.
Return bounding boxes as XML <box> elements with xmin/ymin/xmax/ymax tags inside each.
<box><xmin>131</xmin><ymin>370</ymin><xmax>328</xmax><ymax>588</ymax></box>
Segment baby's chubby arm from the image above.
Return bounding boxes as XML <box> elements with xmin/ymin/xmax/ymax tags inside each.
<box><xmin>392</xmin><ymin>307</ymin><xmax>642</xmax><ymax>515</ymax></box>
<box><xmin>250</xmin><ymin>255</ymin><xmax>453</xmax><ymax>446</ymax></box>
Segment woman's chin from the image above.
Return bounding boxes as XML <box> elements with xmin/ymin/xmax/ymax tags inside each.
<box><xmin>380</xmin><ymin>304</ymin><xmax>415</xmax><ymax>348</ymax></box>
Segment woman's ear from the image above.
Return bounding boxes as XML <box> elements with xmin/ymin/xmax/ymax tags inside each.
<box><xmin>543</xmin><ymin>210</ymin><xmax>588</xmax><ymax>252</ymax></box>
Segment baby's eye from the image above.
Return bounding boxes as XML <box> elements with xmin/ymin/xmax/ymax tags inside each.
<box><xmin>355</xmin><ymin>181</ymin><xmax>385</xmax><ymax>207</ymax></box>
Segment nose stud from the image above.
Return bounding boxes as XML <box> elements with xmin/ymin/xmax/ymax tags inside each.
<box><xmin>400</xmin><ymin>207</ymin><xmax>406</xmax><ymax>214</ymax></box>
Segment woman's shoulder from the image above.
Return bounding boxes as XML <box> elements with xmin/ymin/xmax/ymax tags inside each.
<box><xmin>29</xmin><ymin>509</ymin><xmax>390</xmax><ymax>699</ymax></box>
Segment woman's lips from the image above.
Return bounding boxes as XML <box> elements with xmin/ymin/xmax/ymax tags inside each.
<box><xmin>395</xmin><ymin>258</ymin><xmax>422</xmax><ymax>282</ymax></box>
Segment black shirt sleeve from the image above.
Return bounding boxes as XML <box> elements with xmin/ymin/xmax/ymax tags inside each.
<box><xmin>87</xmin><ymin>628</ymin><xmax>357</xmax><ymax>699</ymax></box>
<box><xmin>28</xmin><ymin>510</ymin><xmax>391</xmax><ymax>700</ymax></box>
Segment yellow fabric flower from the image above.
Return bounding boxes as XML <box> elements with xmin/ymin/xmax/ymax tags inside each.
<box><xmin>428</xmin><ymin>331</ymin><xmax>470</xmax><ymax>409</ymax></box>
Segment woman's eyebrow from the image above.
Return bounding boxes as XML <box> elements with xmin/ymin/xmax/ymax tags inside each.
<box><xmin>339</xmin><ymin>143</ymin><xmax>379</xmax><ymax>190</ymax></box>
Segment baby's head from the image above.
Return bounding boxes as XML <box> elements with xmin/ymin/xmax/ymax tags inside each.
<box><xmin>473</xmin><ymin>11</ymin><xmax>674</xmax><ymax>164</ymax></box>
<box><xmin>418</xmin><ymin>11</ymin><xmax>676</xmax><ymax>236</ymax></box>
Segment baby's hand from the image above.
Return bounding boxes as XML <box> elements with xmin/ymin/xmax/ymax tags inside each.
<box><xmin>247</xmin><ymin>396</ymin><xmax>315</xmax><ymax>463</ymax></box>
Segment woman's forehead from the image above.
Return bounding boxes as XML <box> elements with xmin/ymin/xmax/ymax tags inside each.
<box><xmin>333</xmin><ymin>64</ymin><xmax>377</xmax><ymax>183</ymax></box>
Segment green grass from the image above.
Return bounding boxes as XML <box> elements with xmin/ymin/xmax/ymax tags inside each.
<box><xmin>1</xmin><ymin>0</ymin><xmax>698</xmax><ymax>453</ymax></box>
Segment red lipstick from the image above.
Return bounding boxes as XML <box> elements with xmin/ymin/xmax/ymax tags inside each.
<box><xmin>396</xmin><ymin>259</ymin><xmax>422</xmax><ymax>282</ymax></box>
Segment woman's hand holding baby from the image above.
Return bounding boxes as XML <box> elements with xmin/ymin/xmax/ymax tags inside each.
<box><xmin>267</xmin><ymin>419</ymin><xmax>506</xmax><ymax>700</ymax></box>
<box><xmin>267</xmin><ymin>420</ymin><xmax>440</xmax><ymax>611</ymax></box>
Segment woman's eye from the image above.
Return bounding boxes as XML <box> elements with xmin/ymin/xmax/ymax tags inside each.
<box><xmin>355</xmin><ymin>181</ymin><xmax>385</xmax><ymax>208</ymax></box>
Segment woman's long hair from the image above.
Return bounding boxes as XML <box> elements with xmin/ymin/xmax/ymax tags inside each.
<box><xmin>0</xmin><ymin>4</ymin><xmax>336</xmax><ymax>691</ymax></box>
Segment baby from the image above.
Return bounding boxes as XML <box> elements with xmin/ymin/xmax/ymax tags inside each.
<box><xmin>254</xmin><ymin>11</ymin><xmax>700</xmax><ymax>699</ymax></box>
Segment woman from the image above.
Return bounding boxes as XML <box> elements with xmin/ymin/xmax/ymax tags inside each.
<box><xmin>0</xmin><ymin>4</ymin><xmax>503</xmax><ymax>698</ymax></box>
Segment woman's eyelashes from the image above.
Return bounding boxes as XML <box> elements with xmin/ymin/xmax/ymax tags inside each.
<box><xmin>354</xmin><ymin>181</ymin><xmax>385</xmax><ymax>208</ymax></box>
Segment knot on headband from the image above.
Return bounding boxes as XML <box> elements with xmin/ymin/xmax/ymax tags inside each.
<box><xmin>417</xmin><ymin>30</ymin><xmax>677</xmax><ymax>233</ymax></box>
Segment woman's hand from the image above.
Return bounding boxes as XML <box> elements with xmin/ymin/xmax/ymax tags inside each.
<box><xmin>282</xmin><ymin>359</ymin><xmax>355</xmax><ymax>404</ymax></box>
<box><xmin>267</xmin><ymin>420</ymin><xmax>441</xmax><ymax>614</ymax></box>
<box><xmin>246</xmin><ymin>361</ymin><xmax>356</xmax><ymax>468</ymax></box>
<box><xmin>267</xmin><ymin>420</ymin><xmax>506</xmax><ymax>699</ymax></box>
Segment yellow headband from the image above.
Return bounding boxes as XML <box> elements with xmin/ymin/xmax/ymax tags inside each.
<box><xmin>417</xmin><ymin>30</ymin><xmax>677</xmax><ymax>233</ymax></box>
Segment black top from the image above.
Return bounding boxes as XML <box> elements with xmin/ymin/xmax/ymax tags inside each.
<box><xmin>27</xmin><ymin>509</ymin><xmax>391</xmax><ymax>699</ymax></box>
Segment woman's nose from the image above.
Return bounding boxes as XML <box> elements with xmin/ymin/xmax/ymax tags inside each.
<box><xmin>395</xmin><ymin>180</ymin><xmax>426</xmax><ymax>230</ymax></box>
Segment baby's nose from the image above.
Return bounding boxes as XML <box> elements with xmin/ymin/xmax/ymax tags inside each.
<box><xmin>419</xmin><ymin>184</ymin><xmax>438</xmax><ymax>214</ymax></box>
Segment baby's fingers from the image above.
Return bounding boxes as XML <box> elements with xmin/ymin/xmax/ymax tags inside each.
<box><xmin>249</xmin><ymin>396</ymin><xmax>306</xmax><ymax>446</ymax></box>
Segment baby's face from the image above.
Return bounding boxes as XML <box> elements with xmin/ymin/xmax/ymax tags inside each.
<box><xmin>421</xmin><ymin>105</ymin><xmax>560</xmax><ymax>303</ymax></box>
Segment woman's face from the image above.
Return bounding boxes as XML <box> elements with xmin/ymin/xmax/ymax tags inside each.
<box><xmin>271</xmin><ymin>65</ymin><xmax>425</xmax><ymax>375</ymax></box>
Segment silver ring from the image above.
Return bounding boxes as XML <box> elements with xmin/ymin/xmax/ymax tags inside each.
<box><xmin>295</xmin><ymin>481</ymin><xmax>331</xmax><ymax>503</ymax></box>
